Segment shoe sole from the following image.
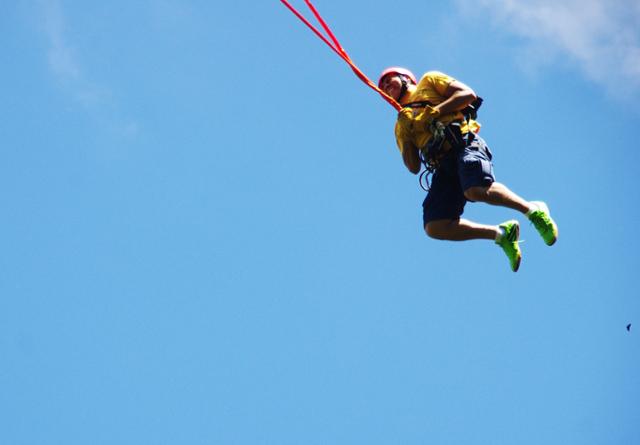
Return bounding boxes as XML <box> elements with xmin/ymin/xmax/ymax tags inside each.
<box><xmin>546</xmin><ymin>225</ymin><xmax>558</xmax><ymax>246</ymax></box>
<box><xmin>499</xmin><ymin>220</ymin><xmax>521</xmax><ymax>272</ymax></box>
<box><xmin>531</xmin><ymin>201</ymin><xmax>558</xmax><ymax>247</ymax></box>
<box><xmin>513</xmin><ymin>222</ymin><xmax>521</xmax><ymax>272</ymax></box>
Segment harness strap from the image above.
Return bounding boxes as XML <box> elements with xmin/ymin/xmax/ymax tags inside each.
<box><xmin>417</xmin><ymin>98</ymin><xmax>484</xmax><ymax>191</ymax></box>
<box><xmin>402</xmin><ymin>100</ymin><xmax>435</xmax><ymax>109</ymax></box>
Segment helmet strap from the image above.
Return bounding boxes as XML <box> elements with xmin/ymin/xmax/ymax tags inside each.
<box><xmin>397</xmin><ymin>77</ymin><xmax>408</xmax><ymax>102</ymax></box>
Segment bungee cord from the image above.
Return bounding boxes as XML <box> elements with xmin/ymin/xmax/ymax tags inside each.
<box><xmin>280</xmin><ymin>0</ymin><xmax>402</xmax><ymax>111</ymax></box>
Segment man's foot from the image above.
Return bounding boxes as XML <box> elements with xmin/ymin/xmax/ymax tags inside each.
<box><xmin>496</xmin><ymin>220</ymin><xmax>521</xmax><ymax>272</ymax></box>
<box><xmin>528</xmin><ymin>201</ymin><xmax>558</xmax><ymax>246</ymax></box>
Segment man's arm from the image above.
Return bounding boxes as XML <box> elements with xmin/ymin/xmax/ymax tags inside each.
<box><xmin>433</xmin><ymin>80</ymin><xmax>477</xmax><ymax>116</ymax></box>
<box><xmin>400</xmin><ymin>140</ymin><xmax>421</xmax><ymax>174</ymax></box>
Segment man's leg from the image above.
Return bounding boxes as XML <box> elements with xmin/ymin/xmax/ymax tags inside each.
<box><xmin>425</xmin><ymin>218</ymin><xmax>521</xmax><ymax>271</ymax></box>
<box><xmin>422</xmin><ymin>145</ymin><xmax>524</xmax><ymax>271</ymax></box>
<box><xmin>464</xmin><ymin>182</ymin><xmax>558</xmax><ymax>246</ymax></box>
<box><xmin>463</xmin><ymin>182</ymin><xmax>532</xmax><ymax>214</ymax></box>
<box><xmin>425</xmin><ymin>218</ymin><xmax>499</xmax><ymax>241</ymax></box>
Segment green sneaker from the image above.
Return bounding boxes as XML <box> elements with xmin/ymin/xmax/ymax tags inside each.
<box><xmin>528</xmin><ymin>201</ymin><xmax>558</xmax><ymax>246</ymax></box>
<box><xmin>496</xmin><ymin>220</ymin><xmax>521</xmax><ymax>272</ymax></box>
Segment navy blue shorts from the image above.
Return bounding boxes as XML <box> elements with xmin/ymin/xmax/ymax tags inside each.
<box><xmin>422</xmin><ymin>134</ymin><xmax>495</xmax><ymax>226</ymax></box>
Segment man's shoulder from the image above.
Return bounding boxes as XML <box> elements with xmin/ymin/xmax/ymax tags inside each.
<box><xmin>419</xmin><ymin>70</ymin><xmax>454</xmax><ymax>83</ymax></box>
<box><xmin>422</xmin><ymin>70</ymin><xmax>450</xmax><ymax>77</ymax></box>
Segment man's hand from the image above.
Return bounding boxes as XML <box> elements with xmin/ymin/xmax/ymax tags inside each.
<box><xmin>411</xmin><ymin>105</ymin><xmax>441</xmax><ymax>128</ymax></box>
<box><xmin>434</xmin><ymin>80</ymin><xmax>478</xmax><ymax>116</ymax></box>
<box><xmin>424</xmin><ymin>105</ymin><xmax>440</xmax><ymax>121</ymax></box>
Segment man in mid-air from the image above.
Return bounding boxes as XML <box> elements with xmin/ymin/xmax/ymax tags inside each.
<box><xmin>378</xmin><ymin>67</ymin><xmax>558</xmax><ymax>271</ymax></box>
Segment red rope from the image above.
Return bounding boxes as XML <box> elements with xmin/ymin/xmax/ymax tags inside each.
<box><xmin>279</xmin><ymin>0</ymin><xmax>346</xmax><ymax>61</ymax></box>
<box><xmin>303</xmin><ymin>0</ymin><xmax>347</xmax><ymax>57</ymax></box>
<box><xmin>280</xmin><ymin>0</ymin><xmax>402</xmax><ymax>111</ymax></box>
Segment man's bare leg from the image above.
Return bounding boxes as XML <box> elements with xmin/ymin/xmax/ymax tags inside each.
<box><xmin>464</xmin><ymin>182</ymin><xmax>532</xmax><ymax>214</ymax></box>
<box><xmin>425</xmin><ymin>218</ymin><xmax>499</xmax><ymax>241</ymax></box>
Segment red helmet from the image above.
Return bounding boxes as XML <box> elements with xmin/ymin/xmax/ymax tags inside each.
<box><xmin>377</xmin><ymin>66</ymin><xmax>418</xmax><ymax>89</ymax></box>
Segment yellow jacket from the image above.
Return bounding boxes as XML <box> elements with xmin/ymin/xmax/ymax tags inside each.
<box><xmin>395</xmin><ymin>71</ymin><xmax>480</xmax><ymax>155</ymax></box>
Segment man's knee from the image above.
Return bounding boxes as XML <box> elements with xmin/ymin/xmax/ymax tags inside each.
<box><xmin>464</xmin><ymin>185</ymin><xmax>489</xmax><ymax>202</ymax></box>
<box><xmin>424</xmin><ymin>220</ymin><xmax>451</xmax><ymax>240</ymax></box>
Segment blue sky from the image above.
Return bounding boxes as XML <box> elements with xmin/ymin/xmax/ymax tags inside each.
<box><xmin>1</xmin><ymin>1</ymin><xmax>639</xmax><ymax>444</ymax></box>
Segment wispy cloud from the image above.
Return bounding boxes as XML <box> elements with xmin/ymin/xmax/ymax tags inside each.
<box><xmin>39</xmin><ymin>0</ymin><xmax>139</xmax><ymax>136</ymax></box>
<box><xmin>456</xmin><ymin>0</ymin><xmax>640</xmax><ymax>97</ymax></box>
<box><xmin>41</xmin><ymin>0</ymin><xmax>107</xmax><ymax>106</ymax></box>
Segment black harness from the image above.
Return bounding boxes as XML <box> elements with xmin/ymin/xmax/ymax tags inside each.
<box><xmin>403</xmin><ymin>97</ymin><xmax>483</xmax><ymax>120</ymax></box>
<box><xmin>403</xmin><ymin>98</ymin><xmax>484</xmax><ymax>191</ymax></box>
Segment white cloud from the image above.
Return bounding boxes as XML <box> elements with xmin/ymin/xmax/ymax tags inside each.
<box><xmin>41</xmin><ymin>0</ymin><xmax>106</xmax><ymax>106</ymax></box>
<box><xmin>456</xmin><ymin>0</ymin><xmax>640</xmax><ymax>96</ymax></box>
<box><xmin>42</xmin><ymin>1</ymin><xmax>75</xmax><ymax>77</ymax></box>
<box><xmin>39</xmin><ymin>0</ymin><xmax>139</xmax><ymax>136</ymax></box>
